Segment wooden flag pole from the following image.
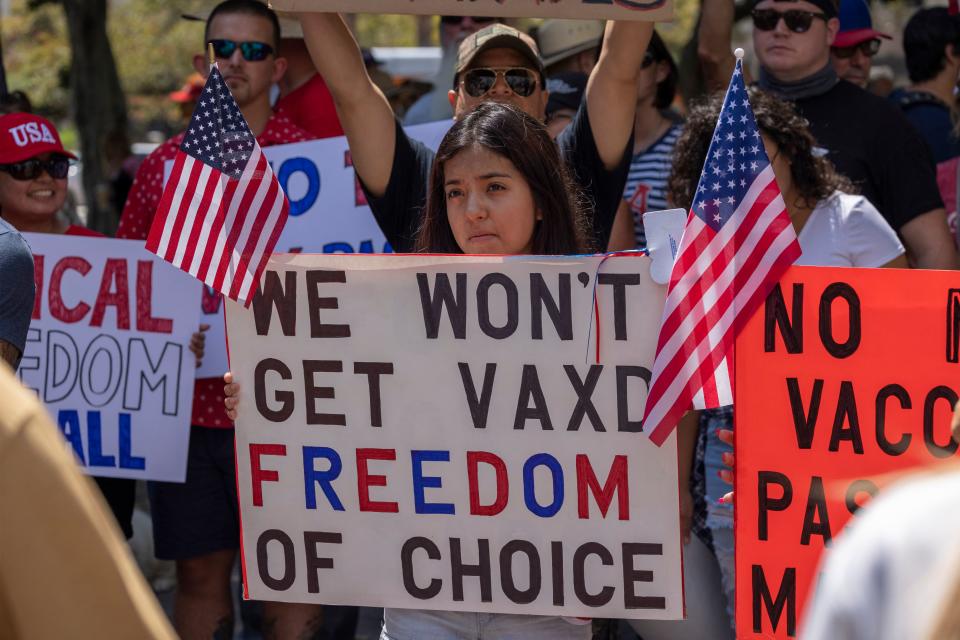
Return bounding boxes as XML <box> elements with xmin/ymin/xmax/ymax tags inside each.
<box><xmin>208</xmin><ymin>43</ymin><xmax>216</xmax><ymax>70</ymax></box>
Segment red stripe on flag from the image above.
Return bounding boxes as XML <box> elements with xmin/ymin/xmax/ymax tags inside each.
<box><xmin>196</xmin><ymin>177</ymin><xmax>240</xmax><ymax>285</ymax></box>
<box><xmin>147</xmin><ymin>153</ymin><xmax>189</xmax><ymax>254</ymax></box>
<box><xmin>164</xmin><ymin>159</ymin><xmax>206</xmax><ymax>263</ymax></box>
<box><xmin>228</xmin><ymin>164</ymin><xmax>281</xmax><ymax>300</ymax></box>
<box><xmin>211</xmin><ymin>153</ymin><xmax>266</xmax><ymax>293</ymax></box>
<box><xmin>178</xmin><ymin>169</ymin><xmax>223</xmax><ymax>271</ymax></box>
<box><xmin>243</xmin><ymin>189</ymin><xmax>289</xmax><ymax>305</ymax></box>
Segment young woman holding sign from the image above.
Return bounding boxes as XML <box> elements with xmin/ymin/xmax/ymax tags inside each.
<box><xmin>667</xmin><ymin>89</ymin><xmax>908</xmax><ymax>632</ymax></box>
<box><xmin>0</xmin><ymin>112</ymin><xmax>138</xmax><ymax>542</ymax></box>
<box><xmin>226</xmin><ymin>102</ymin><xmax>604</xmax><ymax>639</ymax></box>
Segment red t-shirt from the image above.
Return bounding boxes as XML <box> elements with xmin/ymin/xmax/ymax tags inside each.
<box><xmin>117</xmin><ymin>112</ymin><xmax>314</xmax><ymax>427</ymax></box>
<box><xmin>65</xmin><ymin>224</ymin><xmax>104</xmax><ymax>237</ymax></box>
<box><xmin>275</xmin><ymin>73</ymin><xmax>344</xmax><ymax>140</ymax></box>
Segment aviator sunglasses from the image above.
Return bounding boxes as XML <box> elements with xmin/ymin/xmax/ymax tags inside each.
<box><xmin>831</xmin><ymin>38</ymin><xmax>881</xmax><ymax>59</ymax></box>
<box><xmin>460</xmin><ymin>67</ymin><xmax>539</xmax><ymax>98</ymax></box>
<box><xmin>208</xmin><ymin>39</ymin><xmax>275</xmax><ymax>62</ymax></box>
<box><xmin>0</xmin><ymin>156</ymin><xmax>71</xmax><ymax>181</ymax></box>
<box><xmin>751</xmin><ymin>8</ymin><xmax>829</xmax><ymax>33</ymax></box>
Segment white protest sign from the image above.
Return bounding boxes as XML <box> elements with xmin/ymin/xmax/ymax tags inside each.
<box><xmin>194</xmin><ymin>121</ymin><xmax>451</xmax><ymax>379</ymax></box>
<box><xmin>272</xmin><ymin>0</ymin><xmax>673</xmax><ymax>21</ymax></box>
<box><xmin>18</xmin><ymin>233</ymin><xmax>201</xmax><ymax>482</ymax></box>
<box><xmin>225</xmin><ymin>253</ymin><xmax>682</xmax><ymax>619</ymax></box>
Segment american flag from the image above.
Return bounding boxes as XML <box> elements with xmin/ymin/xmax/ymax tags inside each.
<box><xmin>146</xmin><ymin>66</ymin><xmax>289</xmax><ymax>307</ymax></box>
<box><xmin>642</xmin><ymin>58</ymin><xmax>801</xmax><ymax>446</ymax></box>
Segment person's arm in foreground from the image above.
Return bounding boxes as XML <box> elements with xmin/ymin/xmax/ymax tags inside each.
<box><xmin>0</xmin><ymin>363</ymin><xmax>176</xmax><ymax>640</ymax></box>
<box><xmin>298</xmin><ymin>13</ymin><xmax>397</xmax><ymax>198</ymax></box>
<box><xmin>585</xmin><ymin>20</ymin><xmax>653</xmax><ymax>170</ymax></box>
<box><xmin>607</xmin><ymin>200</ymin><xmax>637</xmax><ymax>251</ymax></box>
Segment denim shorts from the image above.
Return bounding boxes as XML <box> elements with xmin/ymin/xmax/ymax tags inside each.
<box><xmin>380</xmin><ymin>609</ymin><xmax>591</xmax><ymax>640</ymax></box>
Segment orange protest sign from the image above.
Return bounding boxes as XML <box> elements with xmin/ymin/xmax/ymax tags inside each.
<box><xmin>734</xmin><ymin>265</ymin><xmax>960</xmax><ymax>638</ymax></box>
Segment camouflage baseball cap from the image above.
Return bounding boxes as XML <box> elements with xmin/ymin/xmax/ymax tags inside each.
<box><xmin>456</xmin><ymin>23</ymin><xmax>545</xmax><ymax>75</ymax></box>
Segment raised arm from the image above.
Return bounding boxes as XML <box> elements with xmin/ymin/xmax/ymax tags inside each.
<box><xmin>585</xmin><ymin>20</ymin><xmax>653</xmax><ymax>170</ymax></box>
<box><xmin>697</xmin><ymin>0</ymin><xmax>739</xmax><ymax>93</ymax></box>
<box><xmin>298</xmin><ymin>13</ymin><xmax>398</xmax><ymax>197</ymax></box>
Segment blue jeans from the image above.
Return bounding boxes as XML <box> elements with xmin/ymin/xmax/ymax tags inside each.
<box><xmin>380</xmin><ymin>610</ymin><xmax>590</xmax><ymax>640</ymax></box>
<box><xmin>702</xmin><ymin>407</ymin><xmax>735</xmax><ymax>631</ymax></box>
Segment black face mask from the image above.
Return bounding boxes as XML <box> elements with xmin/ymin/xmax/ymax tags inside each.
<box><xmin>757</xmin><ymin>63</ymin><xmax>839</xmax><ymax>101</ymax></box>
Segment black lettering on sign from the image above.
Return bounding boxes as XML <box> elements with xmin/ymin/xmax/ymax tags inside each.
<box><xmin>354</xmin><ymin>362</ymin><xmax>394</xmax><ymax>428</ymax></box>
<box><xmin>418</xmin><ymin>273</ymin><xmax>467</xmax><ymax>339</ymax></box>
<box><xmin>758</xmin><ymin>471</ymin><xmax>792</xmax><ymax>541</ymax></box>
<box><xmin>531</xmin><ymin>273</ymin><xmax>572</xmax><ymax>340</ymax></box>
<box><xmin>818</xmin><ymin>282</ymin><xmax>861</xmax><ymax>359</ymax></box>
<box><xmin>622</xmin><ymin>543</ymin><xmax>665</xmax><ymax>609</ymax></box>
<box><xmin>257</xmin><ymin>529</ymin><xmax>295</xmax><ymax>591</ymax></box>
<box><xmin>616</xmin><ymin>366</ymin><xmax>650</xmax><ymax>433</ymax></box>
<box><xmin>514</xmin><ymin>365</ymin><xmax>553</xmax><ymax>430</ymax></box>
<box><xmin>787</xmin><ymin>378</ymin><xmax>823</xmax><ymax>449</ymax></box>
<box><xmin>401</xmin><ymin>537</ymin><xmax>442</xmax><ymax>600</ymax></box>
<box><xmin>304</xmin><ymin>531</ymin><xmax>342</xmax><ymax>593</ymax></box>
<box><xmin>305</xmin><ymin>270</ymin><xmax>351</xmax><ymax>338</ymax></box>
<box><xmin>458</xmin><ymin>363</ymin><xmax>497</xmax><ymax>429</ymax></box>
<box><xmin>551</xmin><ymin>541</ymin><xmax>565</xmax><ymax>606</ymax></box>
<box><xmin>947</xmin><ymin>289</ymin><xmax>960</xmax><ymax>363</ymax></box>
<box><xmin>764</xmin><ymin>283</ymin><xmax>803</xmax><ymax>354</ymax></box>
<box><xmin>255</xmin><ymin>358</ymin><xmax>294</xmax><ymax>422</ymax></box>
<box><xmin>829</xmin><ymin>381</ymin><xmax>863</xmax><ymax>454</ymax></box>
<box><xmin>253</xmin><ymin>271</ymin><xmax>297</xmax><ymax>336</ymax></box>
<box><xmin>565</xmin><ymin>365</ymin><xmax>605</xmax><ymax>431</ymax></box>
<box><xmin>924</xmin><ymin>386</ymin><xmax>959</xmax><ymax>458</ymax></box>
<box><xmin>499</xmin><ymin>540</ymin><xmax>541</xmax><ymax>604</ymax></box>
<box><xmin>573</xmin><ymin>542</ymin><xmax>615</xmax><ymax>607</ymax></box>
<box><xmin>800</xmin><ymin>476</ymin><xmax>831</xmax><ymax>546</ymax></box>
<box><xmin>477</xmin><ymin>273</ymin><xmax>519</xmax><ymax>339</ymax></box>
<box><xmin>875</xmin><ymin>384</ymin><xmax>912</xmax><ymax>456</ymax></box>
<box><xmin>845</xmin><ymin>478</ymin><xmax>879</xmax><ymax>515</ymax></box>
<box><xmin>752</xmin><ymin>565</ymin><xmax>796</xmax><ymax>636</ymax></box>
<box><xmin>303</xmin><ymin>360</ymin><xmax>346</xmax><ymax>426</ymax></box>
<box><xmin>450</xmin><ymin>538</ymin><xmax>492</xmax><ymax>602</ymax></box>
<box><xmin>597</xmin><ymin>273</ymin><xmax>641</xmax><ymax>340</ymax></box>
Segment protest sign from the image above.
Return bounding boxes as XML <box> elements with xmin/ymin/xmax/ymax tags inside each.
<box><xmin>194</xmin><ymin>121</ymin><xmax>450</xmax><ymax>379</ymax></box>
<box><xmin>735</xmin><ymin>265</ymin><xmax>960</xmax><ymax>638</ymax></box>
<box><xmin>17</xmin><ymin>233</ymin><xmax>201</xmax><ymax>482</ymax></box>
<box><xmin>272</xmin><ymin>0</ymin><xmax>673</xmax><ymax>21</ymax></box>
<box><xmin>225</xmin><ymin>253</ymin><xmax>682</xmax><ymax>618</ymax></box>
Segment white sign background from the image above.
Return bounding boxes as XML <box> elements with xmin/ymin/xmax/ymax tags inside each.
<box><xmin>272</xmin><ymin>0</ymin><xmax>674</xmax><ymax>21</ymax></box>
<box><xmin>226</xmin><ymin>253</ymin><xmax>682</xmax><ymax>619</ymax></box>
<box><xmin>18</xmin><ymin>234</ymin><xmax>201</xmax><ymax>481</ymax></box>
<box><xmin>195</xmin><ymin>121</ymin><xmax>450</xmax><ymax>379</ymax></box>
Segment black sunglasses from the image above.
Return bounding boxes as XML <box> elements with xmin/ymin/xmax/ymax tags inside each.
<box><xmin>208</xmin><ymin>39</ymin><xmax>274</xmax><ymax>62</ymax></box>
<box><xmin>461</xmin><ymin>67</ymin><xmax>539</xmax><ymax>98</ymax></box>
<box><xmin>0</xmin><ymin>156</ymin><xmax>70</xmax><ymax>181</ymax></box>
<box><xmin>751</xmin><ymin>8</ymin><xmax>829</xmax><ymax>33</ymax></box>
<box><xmin>441</xmin><ymin>15</ymin><xmax>497</xmax><ymax>25</ymax></box>
<box><xmin>831</xmin><ymin>38</ymin><xmax>881</xmax><ymax>59</ymax></box>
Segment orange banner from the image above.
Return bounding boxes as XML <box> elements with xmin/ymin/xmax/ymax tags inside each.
<box><xmin>734</xmin><ymin>265</ymin><xmax>960</xmax><ymax>638</ymax></box>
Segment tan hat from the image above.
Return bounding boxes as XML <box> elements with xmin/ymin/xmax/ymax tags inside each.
<box><xmin>456</xmin><ymin>23</ymin><xmax>544</xmax><ymax>75</ymax></box>
<box><xmin>536</xmin><ymin>19</ymin><xmax>604</xmax><ymax>68</ymax></box>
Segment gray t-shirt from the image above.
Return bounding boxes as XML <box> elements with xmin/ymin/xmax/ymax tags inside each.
<box><xmin>0</xmin><ymin>218</ymin><xmax>35</xmax><ymax>370</ymax></box>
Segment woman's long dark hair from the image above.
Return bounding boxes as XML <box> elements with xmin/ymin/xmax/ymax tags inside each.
<box><xmin>667</xmin><ymin>88</ymin><xmax>852</xmax><ymax>211</ymax></box>
<box><xmin>415</xmin><ymin>102</ymin><xmax>590</xmax><ymax>255</ymax></box>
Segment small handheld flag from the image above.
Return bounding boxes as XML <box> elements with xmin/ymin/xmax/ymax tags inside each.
<box><xmin>642</xmin><ymin>49</ymin><xmax>802</xmax><ymax>446</ymax></box>
<box><xmin>145</xmin><ymin>66</ymin><xmax>289</xmax><ymax>307</ymax></box>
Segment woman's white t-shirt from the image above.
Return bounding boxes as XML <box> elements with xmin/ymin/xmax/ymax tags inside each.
<box><xmin>794</xmin><ymin>192</ymin><xmax>904</xmax><ymax>267</ymax></box>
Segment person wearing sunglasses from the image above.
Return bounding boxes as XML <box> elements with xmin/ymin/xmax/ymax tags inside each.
<box><xmin>300</xmin><ymin>12</ymin><xmax>652</xmax><ymax>257</ymax></box>
<box><xmin>697</xmin><ymin>0</ymin><xmax>959</xmax><ymax>271</ymax></box>
<box><xmin>404</xmin><ymin>15</ymin><xmax>499</xmax><ymax>125</ymax></box>
<box><xmin>116</xmin><ymin>2</ymin><xmax>323</xmax><ymax>639</ymax></box>
<box><xmin>829</xmin><ymin>0</ymin><xmax>891</xmax><ymax>88</ymax></box>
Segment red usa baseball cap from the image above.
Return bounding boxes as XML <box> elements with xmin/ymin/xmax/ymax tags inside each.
<box><xmin>0</xmin><ymin>113</ymin><xmax>77</xmax><ymax>164</ymax></box>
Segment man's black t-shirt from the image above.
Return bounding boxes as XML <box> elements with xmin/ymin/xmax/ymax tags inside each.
<box><xmin>793</xmin><ymin>80</ymin><xmax>943</xmax><ymax>232</ymax></box>
<box><xmin>361</xmin><ymin>103</ymin><xmax>632</xmax><ymax>253</ymax></box>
